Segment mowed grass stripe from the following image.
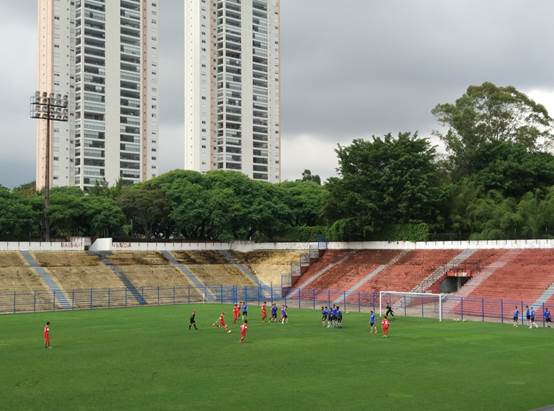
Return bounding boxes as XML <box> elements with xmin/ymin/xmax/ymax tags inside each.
<box><xmin>1</xmin><ymin>305</ymin><xmax>553</xmax><ymax>411</ymax></box>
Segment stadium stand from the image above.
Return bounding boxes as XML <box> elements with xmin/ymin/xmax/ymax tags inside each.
<box><xmin>292</xmin><ymin>250</ymin><xmax>353</xmax><ymax>289</ymax></box>
<box><xmin>0</xmin><ymin>252</ymin><xmax>51</xmax><ymax>312</ymax></box>
<box><xmin>170</xmin><ymin>251</ymin><xmax>255</xmax><ymax>290</ymax></box>
<box><xmin>310</xmin><ymin>250</ymin><xmax>402</xmax><ymax>291</ymax></box>
<box><xmin>447</xmin><ymin>249</ymin><xmax>554</xmax><ymax>318</ymax></box>
<box><xmin>543</xmin><ymin>289</ymin><xmax>554</xmax><ymax>309</ymax></box>
<box><xmin>230</xmin><ymin>250</ymin><xmax>305</xmax><ymax>286</ymax></box>
<box><xmin>464</xmin><ymin>249</ymin><xmax>554</xmax><ymax>301</ymax></box>
<box><xmin>107</xmin><ymin>251</ymin><xmax>171</xmax><ymax>266</ymax></box>
<box><xmin>31</xmin><ymin>252</ymin><xmax>127</xmax><ymax>308</ymax></box>
<box><xmin>355</xmin><ymin>250</ymin><xmax>460</xmax><ymax>298</ymax></box>
<box><xmin>291</xmin><ymin>249</ymin><xmax>460</xmax><ymax>303</ymax></box>
<box><xmin>104</xmin><ymin>251</ymin><xmax>203</xmax><ymax>304</ymax></box>
<box><xmin>3</xmin><ymin>245</ymin><xmax>554</xmax><ymax>316</ymax></box>
<box><xmin>0</xmin><ymin>252</ymin><xmax>29</xmax><ymax>268</ymax></box>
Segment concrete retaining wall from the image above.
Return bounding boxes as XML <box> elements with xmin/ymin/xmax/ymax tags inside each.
<box><xmin>3</xmin><ymin>238</ymin><xmax>554</xmax><ymax>252</ymax></box>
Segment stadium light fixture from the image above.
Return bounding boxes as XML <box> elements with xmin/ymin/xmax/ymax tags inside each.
<box><xmin>30</xmin><ymin>91</ymin><xmax>69</xmax><ymax>241</ymax></box>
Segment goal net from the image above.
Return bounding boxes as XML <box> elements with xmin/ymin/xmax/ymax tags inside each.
<box><xmin>379</xmin><ymin>291</ymin><xmax>445</xmax><ymax>322</ymax></box>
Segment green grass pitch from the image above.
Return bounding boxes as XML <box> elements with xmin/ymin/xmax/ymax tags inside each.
<box><xmin>1</xmin><ymin>304</ymin><xmax>553</xmax><ymax>411</ymax></box>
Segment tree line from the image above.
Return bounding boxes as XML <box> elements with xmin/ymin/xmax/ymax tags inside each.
<box><xmin>2</xmin><ymin>82</ymin><xmax>554</xmax><ymax>242</ymax></box>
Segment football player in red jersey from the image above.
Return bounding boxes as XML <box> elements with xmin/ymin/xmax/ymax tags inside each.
<box><xmin>43</xmin><ymin>321</ymin><xmax>51</xmax><ymax>348</ymax></box>
<box><xmin>240</xmin><ymin>320</ymin><xmax>248</xmax><ymax>343</ymax></box>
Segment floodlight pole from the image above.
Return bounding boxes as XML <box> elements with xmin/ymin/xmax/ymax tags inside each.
<box><xmin>44</xmin><ymin>112</ymin><xmax>51</xmax><ymax>242</ymax></box>
<box><xmin>30</xmin><ymin>92</ymin><xmax>69</xmax><ymax>241</ymax></box>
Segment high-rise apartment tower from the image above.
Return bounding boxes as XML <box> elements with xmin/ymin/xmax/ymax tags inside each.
<box><xmin>184</xmin><ymin>0</ymin><xmax>281</xmax><ymax>182</ymax></box>
<box><xmin>36</xmin><ymin>0</ymin><xmax>159</xmax><ymax>190</ymax></box>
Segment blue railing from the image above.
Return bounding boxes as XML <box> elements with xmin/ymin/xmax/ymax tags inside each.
<box><xmin>0</xmin><ymin>285</ymin><xmax>550</xmax><ymax>327</ymax></box>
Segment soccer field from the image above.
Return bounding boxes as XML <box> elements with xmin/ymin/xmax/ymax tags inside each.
<box><xmin>1</xmin><ymin>305</ymin><xmax>553</xmax><ymax>411</ymax></box>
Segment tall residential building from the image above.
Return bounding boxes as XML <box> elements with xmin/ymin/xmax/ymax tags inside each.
<box><xmin>36</xmin><ymin>0</ymin><xmax>159</xmax><ymax>191</ymax></box>
<box><xmin>184</xmin><ymin>0</ymin><xmax>281</xmax><ymax>182</ymax></box>
<box><xmin>36</xmin><ymin>0</ymin><xmax>74</xmax><ymax>189</ymax></box>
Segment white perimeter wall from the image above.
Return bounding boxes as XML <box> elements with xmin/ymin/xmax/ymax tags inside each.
<box><xmin>111</xmin><ymin>239</ymin><xmax>554</xmax><ymax>251</ymax></box>
<box><xmin>0</xmin><ymin>239</ymin><xmax>88</xmax><ymax>251</ymax></box>
<box><xmin>4</xmin><ymin>239</ymin><xmax>554</xmax><ymax>252</ymax></box>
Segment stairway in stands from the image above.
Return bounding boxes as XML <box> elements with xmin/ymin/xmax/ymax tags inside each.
<box><xmin>160</xmin><ymin>251</ymin><xmax>216</xmax><ymax>301</ymax></box>
<box><xmin>448</xmin><ymin>250</ymin><xmax>521</xmax><ymax>299</ymax></box>
<box><xmin>337</xmin><ymin>250</ymin><xmax>409</xmax><ymax>304</ymax></box>
<box><xmin>20</xmin><ymin>251</ymin><xmax>72</xmax><ymax>309</ymax></box>
<box><xmin>98</xmin><ymin>254</ymin><xmax>147</xmax><ymax>305</ymax></box>
<box><xmin>442</xmin><ymin>250</ymin><xmax>521</xmax><ymax>317</ymax></box>
<box><xmin>411</xmin><ymin>248</ymin><xmax>477</xmax><ymax>293</ymax></box>
<box><xmin>288</xmin><ymin>251</ymin><xmax>354</xmax><ymax>299</ymax></box>
<box><xmin>533</xmin><ymin>283</ymin><xmax>554</xmax><ymax>307</ymax></box>
<box><xmin>355</xmin><ymin>250</ymin><xmax>460</xmax><ymax>301</ymax></box>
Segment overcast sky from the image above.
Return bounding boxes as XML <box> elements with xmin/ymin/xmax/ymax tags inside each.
<box><xmin>1</xmin><ymin>1</ymin><xmax>554</xmax><ymax>187</ymax></box>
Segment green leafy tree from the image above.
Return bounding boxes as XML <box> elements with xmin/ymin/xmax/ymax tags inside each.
<box><xmin>117</xmin><ymin>188</ymin><xmax>171</xmax><ymax>239</ymax></box>
<box><xmin>299</xmin><ymin>169</ymin><xmax>322</xmax><ymax>185</ymax></box>
<box><xmin>204</xmin><ymin>171</ymin><xmax>290</xmax><ymax>241</ymax></box>
<box><xmin>279</xmin><ymin>181</ymin><xmax>328</xmax><ymax>227</ymax></box>
<box><xmin>48</xmin><ymin>187</ymin><xmax>86</xmax><ymax>238</ymax></box>
<box><xmin>325</xmin><ymin>132</ymin><xmax>446</xmax><ymax>240</ymax></box>
<box><xmin>432</xmin><ymin>82</ymin><xmax>554</xmax><ymax>177</ymax></box>
<box><xmin>469</xmin><ymin>142</ymin><xmax>554</xmax><ymax>198</ymax></box>
<box><xmin>81</xmin><ymin>195</ymin><xmax>127</xmax><ymax>238</ymax></box>
<box><xmin>12</xmin><ymin>181</ymin><xmax>37</xmax><ymax>198</ymax></box>
<box><xmin>0</xmin><ymin>188</ymin><xmax>37</xmax><ymax>240</ymax></box>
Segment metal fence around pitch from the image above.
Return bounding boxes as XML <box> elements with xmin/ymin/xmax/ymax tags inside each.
<box><xmin>0</xmin><ymin>285</ymin><xmax>551</xmax><ymax>327</ymax></box>
<box><xmin>0</xmin><ymin>285</ymin><xmax>284</xmax><ymax>314</ymax></box>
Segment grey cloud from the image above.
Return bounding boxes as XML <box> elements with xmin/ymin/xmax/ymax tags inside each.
<box><xmin>281</xmin><ymin>0</ymin><xmax>554</xmax><ymax>138</ymax></box>
<box><xmin>1</xmin><ymin>0</ymin><xmax>554</xmax><ymax>186</ymax></box>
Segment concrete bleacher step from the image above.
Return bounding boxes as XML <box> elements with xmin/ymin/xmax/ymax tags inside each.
<box><xmin>288</xmin><ymin>252</ymin><xmax>356</xmax><ymax>298</ymax></box>
<box><xmin>443</xmin><ymin>250</ymin><xmax>521</xmax><ymax>313</ymax></box>
<box><xmin>160</xmin><ymin>251</ymin><xmax>216</xmax><ymax>301</ymax></box>
<box><xmin>20</xmin><ymin>251</ymin><xmax>72</xmax><ymax>309</ymax></box>
<box><xmin>333</xmin><ymin>250</ymin><xmax>410</xmax><ymax>304</ymax></box>
<box><xmin>219</xmin><ymin>250</ymin><xmax>262</xmax><ymax>285</ymax></box>
<box><xmin>411</xmin><ymin>248</ymin><xmax>477</xmax><ymax>293</ymax></box>
<box><xmin>218</xmin><ymin>251</ymin><xmax>272</xmax><ymax>299</ymax></box>
<box><xmin>532</xmin><ymin>283</ymin><xmax>554</xmax><ymax>307</ymax></box>
<box><xmin>98</xmin><ymin>255</ymin><xmax>147</xmax><ymax>305</ymax></box>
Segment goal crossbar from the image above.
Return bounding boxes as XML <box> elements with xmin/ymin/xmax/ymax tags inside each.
<box><xmin>379</xmin><ymin>291</ymin><xmax>445</xmax><ymax>322</ymax></box>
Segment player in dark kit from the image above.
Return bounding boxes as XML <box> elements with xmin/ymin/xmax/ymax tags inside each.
<box><xmin>242</xmin><ymin>302</ymin><xmax>248</xmax><ymax>321</ymax></box>
<box><xmin>189</xmin><ymin>311</ymin><xmax>198</xmax><ymax>330</ymax></box>
<box><xmin>271</xmin><ymin>303</ymin><xmax>278</xmax><ymax>322</ymax></box>
<box><xmin>369</xmin><ymin>310</ymin><xmax>377</xmax><ymax>335</ymax></box>
<box><xmin>544</xmin><ymin>308</ymin><xmax>552</xmax><ymax>328</ymax></box>
<box><xmin>321</xmin><ymin>306</ymin><xmax>328</xmax><ymax>326</ymax></box>
<box><xmin>327</xmin><ymin>306</ymin><xmax>336</xmax><ymax>328</ymax></box>
<box><xmin>281</xmin><ymin>305</ymin><xmax>288</xmax><ymax>324</ymax></box>
<box><xmin>530</xmin><ymin>306</ymin><xmax>538</xmax><ymax>329</ymax></box>
<box><xmin>335</xmin><ymin>305</ymin><xmax>342</xmax><ymax>328</ymax></box>
<box><xmin>385</xmin><ymin>303</ymin><xmax>394</xmax><ymax>318</ymax></box>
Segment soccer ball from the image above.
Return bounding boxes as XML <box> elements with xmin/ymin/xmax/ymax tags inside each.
<box><xmin>227</xmin><ymin>330</ymin><xmax>232</xmax><ymax>334</ymax></box>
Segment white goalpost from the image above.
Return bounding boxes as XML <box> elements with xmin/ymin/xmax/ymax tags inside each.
<box><xmin>379</xmin><ymin>291</ymin><xmax>445</xmax><ymax>322</ymax></box>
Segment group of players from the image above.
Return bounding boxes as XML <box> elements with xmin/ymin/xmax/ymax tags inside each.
<box><xmin>512</xmin><ymin>305</ymin><xmax>552</xmax><ymax>328</ymax></box>
<box><xmin>189</xmin><ymin>301</ymin><xmax>289</xmax><ymax>343</ymax></box>
<box><xmin>320</xmin><ymin>305</ymin><xmax>344</xmax><ymax>328</ymax></box>
<box><xmin>41</xmin><ymin>301</ymin><xmax>551</xmax><ymax>348</ymax></box>
<box><xmin>320</xmin><ymin>304</ymin><xmax>393</xmax><ymax>336</ymax></box>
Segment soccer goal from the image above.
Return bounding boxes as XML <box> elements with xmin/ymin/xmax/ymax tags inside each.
<box><xmin>379</xmin><ymin>291</ymin><xmax>446</xmax><ymax>322</ymax></box>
